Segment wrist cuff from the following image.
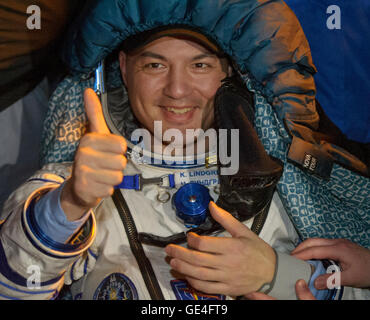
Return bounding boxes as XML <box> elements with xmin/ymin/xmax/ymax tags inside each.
<box><xmin>259</xmin><ymin>251</ymin><xmax>312</xmax><ymax>300</ymax></box>
<box><xmin>258</xmin><ymin>248</ymin><xmax>278</xmax><ymax>294</ymax></box>
<box><xmin>22</xmin><ymin>187</ymin><xmax>96</xmax><ymax>259</ymax></box>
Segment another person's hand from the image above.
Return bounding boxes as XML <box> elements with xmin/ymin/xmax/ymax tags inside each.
<box><xmin>291</xmin><ymin>238</ymin><xmax>370</xmax><ymax>289</ymax></box>
<box><xmin>61</xmin><ymin>88</ymin><xmax>127</xmax><ymax>221</ymax></box>
<box><xmin>165</xmin><ymin>201</ymin><xmax>276</xmax><ymax>296</ymax></box>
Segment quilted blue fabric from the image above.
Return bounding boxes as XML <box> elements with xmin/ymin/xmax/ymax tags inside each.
<box><xmin>246</xmin><ymin>78</ymin><xmax>370</xmax><ymax>248</ymax></box>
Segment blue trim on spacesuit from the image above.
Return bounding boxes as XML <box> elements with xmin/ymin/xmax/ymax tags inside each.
<box><xmin>307</xmin><ymin>260</ymin><xmax>331</xmax><ymax>300</ymax></box>
<box><xmin>0</xmin><ymin>290</ymin><xmax>59</xmax><ymax>300</ymax></box>
<box><xmin>70</xmin><ymin>259</ymin><xmax>78</xmax><ymax>282</ymax></box>
<box><xmin>33</xmin><ymin>184</ymin><xmax>89</xmax><ymax>243</ymax></box>
<box><xmin>128</xmin><ymin>145</ymin><xmax>211</xmax><ymax>170</ymax></box>
<box><xmin>115</xmin><ymin>174</ymin><xmax>140</xmax><ymax>190</ymax></box>
<box><xmin>88</xmin><ymin>248</ymin><xmax>98</xmax><ymax>260</ymax></box>
<box><xmin>83</xmin><ymin>255</ymin><xmax>89</xmax><ymax>275</ymax></box>
<box><xmin>27</xmin><ymin>178</ymin><xmax>64</xmax><ymax>185</ymax></box>
<box><xmin>0</xmin><ymin>292</ymin><xmax>21</xmax><ymax>300</ymax></box>
<box><xmin>21</xmin><ymin>210</ymin><xmax>78</xmax><ymax>260</ymax></box>
<box><xmin>25</xmin><ymin>198</ymin><xmax>86</xmax><ymax>254</ymax></box>
<box><xmin>115</xmin><ymin>173</ymin><xmax>177</xmax><ymax>190</ymax></box>
<box><xmin>150</xmin><ymin>163</ymin><xmax>206</xmax><ymax>170</ymax></box>
<box><xmin>168</xmin><ymin>174</ymin><xmax>176</xmax><ymax>188</ymax></box>
<box><xmin>0</xmin><ymin>279</ymin><xmax>56</xmax><ymax>296</ymax></box>
<box><xmin>304</xmin><ymin>260</ymin><xmax>344</xmax><ymax>300</ymax></box>
<box><xmin>0</xmin><ymin>237</ymin><xmax>64</xmax><ymax>288</ymax></box>
<box><xmin>20</xmin><ymin>198</ymin><xmax>94</xmax><ymax>260</ymax></box>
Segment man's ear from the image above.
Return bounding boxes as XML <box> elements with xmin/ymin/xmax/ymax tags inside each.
<box><xmin>228</xmin><ymin>65</ymin><xmax>233</xmax><ymax>77</ymax></box>
<box><xmin>220</xmin><ymin>58</ymin><xmax>233</xmax><ymax>77</ymax></box>
<box><xmin>119</xmin><ymin>51</ymin><xmax>128</xmax><ymax>86</ymax></box>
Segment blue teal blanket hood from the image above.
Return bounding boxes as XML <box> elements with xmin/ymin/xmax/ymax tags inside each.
<box><xmin>62</xmin><ymin>0</ymin><xmax>318</xmax><ymax>137</ymax></box>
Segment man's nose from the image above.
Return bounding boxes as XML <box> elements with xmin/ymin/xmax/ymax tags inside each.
<box><xmin>163</xmin><ymin>67</ymin><xmax>193</xmax><ymax>99</ymax></box>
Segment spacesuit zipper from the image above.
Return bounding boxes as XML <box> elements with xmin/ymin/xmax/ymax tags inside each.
<box><xmin>112</xmin><ymin>189</ymin><xmax>165</xmax><ymax>300</ymax></box>
<box><xmin>250</xmin><ymin>198</ymin><xmax>272</xmax><ymax>235</ymax></box>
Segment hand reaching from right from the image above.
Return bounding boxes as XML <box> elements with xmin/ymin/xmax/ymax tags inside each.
<box><xmin>292</xmin><ymin>238</ymin><xmax>370</xmax><ymax>289</ymax></box>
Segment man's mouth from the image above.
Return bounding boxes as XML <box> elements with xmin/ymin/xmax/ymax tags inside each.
<box><xmin>163</xmin><ymin>106</ymin><xmax>194</xmax><ymax>114</ymax></box>
<box><xmin>159</xmin><ymin>105</ymin><xmax>198</xmax><ymax>124</ymax></box>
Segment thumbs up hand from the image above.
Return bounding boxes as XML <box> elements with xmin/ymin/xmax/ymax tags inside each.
<box><xmin>60</xmin><ymin>88</ymin><xmax>127</xmax><ymax>221</ymax></box>
<box><xmin>165</xmin><ymin>202</ymin><xmax>276</xmax><ymax>296</ymax></box>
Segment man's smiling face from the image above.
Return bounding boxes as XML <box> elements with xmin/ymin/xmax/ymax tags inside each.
<box><xmin>119</xmin><ymin>36</ymin><xmax>229</xmax><ymax>142</ymax></box>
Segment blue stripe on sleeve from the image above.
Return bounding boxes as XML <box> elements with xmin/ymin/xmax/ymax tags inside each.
<box><xmin>0</xmin><ymin>238</ymin><xmax>64</xmax><ymax>287</ymax></box>
<box><xmin>0</xmin><ymin>292</ymin><xmax>21</xmax><ymax>300</ymax></box>
<box><xmin>88</xmin><ymin>248</ymin><xmax>98</xmax><ymax>260</ymax></box>
<box><xmin>307</xmin><ymin>260</ymin><xmax>331</xmax><ymax>300</ymax></box>
<box><xmin>34</xmin><ymin>183</ymin><xmax>90</xmax><ymax>243</ymax></box>
<box><xmin>25</xmin><ymin>198</ymin><xmax>92</xmax><ymax>254</ymax></box>
<box><xmin>0</xmin><ymin>279</ymin><xmax>56</xmax><ymax>295</ymax></box>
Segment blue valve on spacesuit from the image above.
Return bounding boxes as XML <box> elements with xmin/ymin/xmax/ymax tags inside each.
<box><xmin>172</xmin><ymin>183</ymin><xmax>213</xmax><ymax>228</ymax></box>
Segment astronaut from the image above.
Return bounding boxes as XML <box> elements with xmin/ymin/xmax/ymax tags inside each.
<box><xmin>0</xmin><ymin>0</ymin><xmax>368</xmax><ymax>300</ymax></box>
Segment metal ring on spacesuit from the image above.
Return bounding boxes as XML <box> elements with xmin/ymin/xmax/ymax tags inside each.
<box><xmin>156</xmin><ymin>190</ymin><xmax>171</xmax><ymax>203</ymax></box>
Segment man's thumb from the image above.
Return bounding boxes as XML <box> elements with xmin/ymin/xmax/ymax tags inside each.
<box><xmin>209</xmin><ymin>201</ymin><xmax>252</xmax><ymax>238</ymax></box>
<box><xmin>295</xmin><ymin>279</ymin><xmax>316</xmax><ymax>300</ymax></box>
<box><xmin>84</xmin><ymin>88</ymin><xmax>110</xmax><ymax>134</ymax></box>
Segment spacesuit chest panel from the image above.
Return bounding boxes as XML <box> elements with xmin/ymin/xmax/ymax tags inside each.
<box><xmin>78</xmin><ymin>162</ymin><xmax>229</xmax><ymax>300</ymax></box>
<box><xmin>71</xmin><ymin>158</ymin><xmax>297</xmax><ymax>300</ymax></box>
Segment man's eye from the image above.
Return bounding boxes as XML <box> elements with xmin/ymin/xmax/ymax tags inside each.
<box><xmin>144</xmin><ymin>63</ymin><xmax>164</xmax><ymax>69</ymax></box>
<box><xmin>194</xmin><ymin>63</ymin><xmax>208</xmax><ymax>68</ymax></box>
<box><xmin>192</xmin><ymin>62</ymin><xmax>214</xmax><ymax>72</ymax></box>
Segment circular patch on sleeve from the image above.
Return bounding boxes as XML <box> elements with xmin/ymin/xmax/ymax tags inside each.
<box><xmin>93</xmin><ymin>273</ymin><xmax>138</xmax><ymax>300</ymax></box>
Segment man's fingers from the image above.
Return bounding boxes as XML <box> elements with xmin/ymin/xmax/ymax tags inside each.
<box><xmin>71</xmin><ymin>178</ymin><xmax>115</xmax><ymax>206</ymax></box>
<box><xmin>313</xmin><ymin>274</ymin><xmax>333</xmax><ymax>290</ymax></box>
<box><xmin>84</xmin><ymin>88</ymin><xmax>110</xmax><ymax>134</ymax></box>
<box><xmin>291</xmin><ymin>245</ymin><xmax>342</xmax><ymax>262</ymax></box>
<box><xmin>209</xmin><ymin>201</ymin><xmax>252</xmax><ymax>238</ymax></box>
<box><xmin>186</xmin><ymin>232</ymin><xmax>236</xmax><ymax>254</ymax></box>
<box><xmin>74</xmin><ymin>165</ymin><xmax>124</xmax><ymax>187</ymax></box>
<box><xmin>90</xmin><ymin>168</ymin><xmax>124</xmax><ymax>186</ymax></box>
<box><xmin>295</xmin><ymin>279</ymin><xmax>316</xmax><ymax>300</ymax></box>
<box><xmin>314</xmin><ymin>271</ymin><xmax>345</xmax><ymax>290</ymax></box>
<box><xmin>185</xmin><ymin>277</ymin><xmax>229</xmax><ymax>296</ymax></box>
<box><xmin>291</xmin><ymin>238</ymin><xmax>340</xmax><ymax>255</ymax></box>
<box><xmin>169</xmin><ymin>258</ymin><xmax>224</xmax><ymax>282</ymax></box>
<box><xmin>165</xmin><ymin>244</ymin><xmax>222</xmax><ymax>267</ymax></box>
<box><xmin>79</xmin><ymin>133</ymin><xmax>127</xmax><ymax>158</ymax></box>
<box><xmin>77</xmin><ymin>147</ymin><xmax>127</xmax><ymax>171</ymax></box>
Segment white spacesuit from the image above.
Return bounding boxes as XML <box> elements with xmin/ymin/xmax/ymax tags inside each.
<box><xmin>0</xmin><ymin>0</ymin><xmax>369</xmax><ymax>301</ymax></box>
